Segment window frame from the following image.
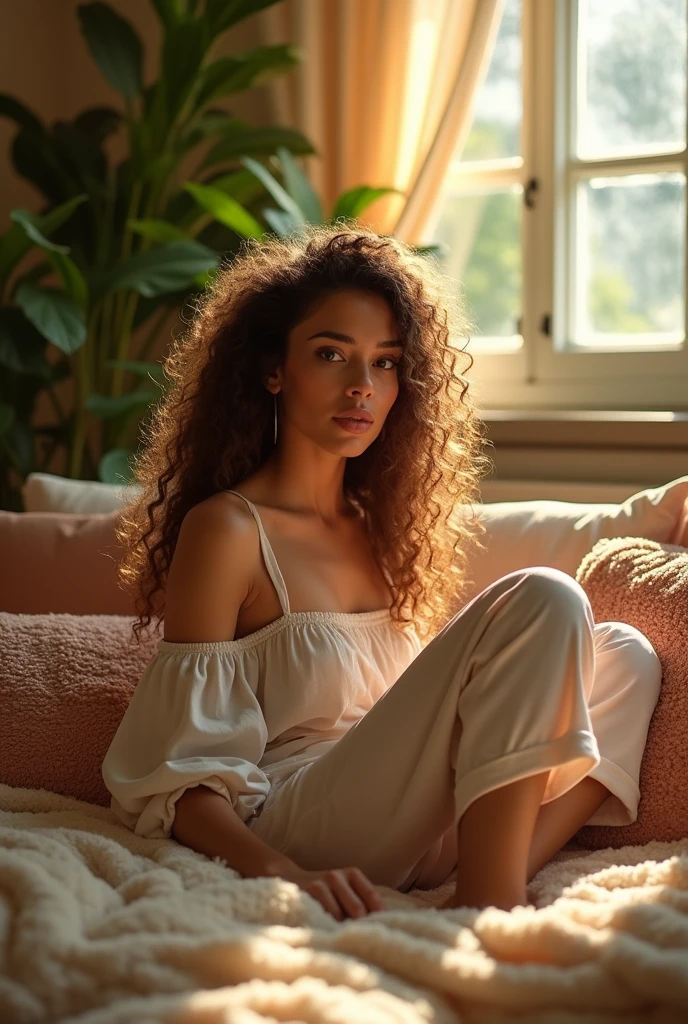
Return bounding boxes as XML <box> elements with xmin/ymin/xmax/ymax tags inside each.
<box><xmin>434</xmin><ymin>0</ymin><xmax>688</xmax><ymax>413</ymax></box>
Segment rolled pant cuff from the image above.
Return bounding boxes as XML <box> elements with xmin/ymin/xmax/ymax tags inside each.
<box><xmin>583</xmin><ymin>758</ymin><xmax>641</xmax><ymax>827</ymax></box>
<box><xmin>454</xmin><ymin>728</ymin><xmax>601</xmax><ymax>824</ymax></box>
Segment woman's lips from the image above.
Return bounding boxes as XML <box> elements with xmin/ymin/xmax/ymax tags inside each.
<box><xmin>332</xmin><ymin>416</ymin><xmax>372</xmax><ymax>434</ymax></box>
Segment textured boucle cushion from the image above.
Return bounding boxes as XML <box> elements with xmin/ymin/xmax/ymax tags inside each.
<box><xmin>574</xmin><ymin>536</ymin><xmax>688</xmax><ymax>849</ymax></box>
<box><xmin>0</xmin><ymin>613</ymin><xmax>159</xmax><ymax>806</ymax></box>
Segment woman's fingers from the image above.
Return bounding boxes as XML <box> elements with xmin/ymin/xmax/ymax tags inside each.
<box><xmin>307</xmin><ymin>879</ymin><xmax>346</xmax><ymax>920</ymax></box>
<box><xmin>326</xmin><ymin>870</ymin><xmax>368</xmax><ymax>918</ymax></box>
<box><xmin>347</xmin><ymin>867</ymin><xmax>385</xmax><ymax>912</ymax></box>
<box><xmin>299</xmin><ymin>867</ymin><xmax>385</xmax><ymax>921</ymax></box>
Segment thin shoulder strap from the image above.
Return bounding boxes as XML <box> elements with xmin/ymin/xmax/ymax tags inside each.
<box><xmin>225</xmin><ymin>490</ymin><xmax>291</xmax><ymax>615</ymax></box>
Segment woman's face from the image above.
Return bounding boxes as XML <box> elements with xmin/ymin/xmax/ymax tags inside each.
<box><xmin>276</xmin><ymin>288</ymin><xmax>403</xmax><ymax>454</ymax></box>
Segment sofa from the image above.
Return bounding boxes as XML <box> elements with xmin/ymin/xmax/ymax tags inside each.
<box><xmin>1</xmin><ymin>471</ymin><xmax>687</xmax><ymax>1022</ymax></box>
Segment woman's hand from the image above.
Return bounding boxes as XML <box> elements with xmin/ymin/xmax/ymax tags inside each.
<box><xmin>282</xmin><ymin>864</ymin><xmax>385</xmax><ymax>921</ymax></box>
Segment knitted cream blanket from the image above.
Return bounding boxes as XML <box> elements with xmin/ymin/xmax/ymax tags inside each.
<box><xmin>1</xmin><ymin>782</ymin><xmax>687</xmax><ymax>1024</ymax></box>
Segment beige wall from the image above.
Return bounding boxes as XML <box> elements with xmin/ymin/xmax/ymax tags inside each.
<box><xmin>0</xmin><ymin>0</ymin><xmax>281</xmax><ymax>478</ymax></box>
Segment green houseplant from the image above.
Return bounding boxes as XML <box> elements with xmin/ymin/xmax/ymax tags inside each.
<box><xmin>0</xmin><ymin>0</ymin><xmax>444</xmax><ymax>510</ymax></box>
<box><xmin>0</xmin><ymin>0</ymin><xmax>314</xmax><ymax>507</ymax></box>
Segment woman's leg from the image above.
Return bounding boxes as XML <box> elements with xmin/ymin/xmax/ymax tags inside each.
<box><xmin>439</xmin><ymin>773</ymin><xmax>609</xmax><ymax>910</ymax></box>
<box><xmin>443</xmin><ymin>769</ymin><xmax>552</xmax><ymax>910</ymax></box>
<box><xmin>526</xmin><ymin>775</ymin><xmax>609</xmax><ymax>882</ymax></box>
<box><xmin>251</xmin><ymin>570</ymin><xmax>661</xmax><ymax>907</ymax></box>
<box><xmin>251</xmin><ymin>566</ymin><xmax>605</xmax><ymax>897</ymax></box>
<box><xmin>441</xmin><ymin>616</ymin><xmax>661</xmax><ymax>909</ymax></box>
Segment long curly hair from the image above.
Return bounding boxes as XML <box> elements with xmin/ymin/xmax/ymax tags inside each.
<box><xmin>116</xmin><ymin>223</ymin><xmax>493</xmax><ymax>646</ymax></box>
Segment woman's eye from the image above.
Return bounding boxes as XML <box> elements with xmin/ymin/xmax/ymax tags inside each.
<box><xmin>317</xmin><ymin>348</ymin><xmax>399</xmax><ymax>370</ymax></box>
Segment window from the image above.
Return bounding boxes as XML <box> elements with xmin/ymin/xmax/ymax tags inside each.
<box><xmin>423</xmin><ymin>0</ymin><xmax>688</xmax><ymax>412</ymax></box>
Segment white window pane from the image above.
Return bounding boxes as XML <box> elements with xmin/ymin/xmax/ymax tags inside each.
<box><xmin>578</xmin><ymin>0</ymin><xmax>687</xmax><ymax>158</ymax></box>
<box><xmin>430</xmin><ymin>187</ymin><xmax>522</xmax><ymax>340</ymax></box>
<box><xmin>575</xmin><ymin>173</ymin><xmax>685</xmax><ymax>343</ymax></box>
<box><xmin>461</xmin><ymin>0</ymin><xmax>522</xmax><ymax>162</ymax></box>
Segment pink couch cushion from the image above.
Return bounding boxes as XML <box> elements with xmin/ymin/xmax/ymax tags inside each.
<box><xmin>671</xmin><ymin>495</ymin><xmax>688</xmax><ymax>547</ymax></box>
<box><xmin>0</xmin><ymin>510</ymin><xmax>136</xmax><ymax>616</ymax></box>
<box><xmin>574</xmin><ymin>536</ymin><xmax>688</xmax><ymax>848</ymax></box>
<box><xmin>0</xmin><ymin>613</ymin><xmax>159</xmax><ymax>806</ymax></box>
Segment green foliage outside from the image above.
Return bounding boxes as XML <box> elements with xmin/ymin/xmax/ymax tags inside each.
<box><xmin>433</xmin><ymin>0</ymin><xmax>684</xmax><ymax>341</ymax></box>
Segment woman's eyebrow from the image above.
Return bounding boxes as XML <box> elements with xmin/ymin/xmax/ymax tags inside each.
<box><xmin>307</xmin><ymin>329</ymin><xmax>403</xmax><ymax>349</ymax></box>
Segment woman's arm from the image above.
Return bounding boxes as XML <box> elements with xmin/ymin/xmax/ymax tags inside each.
<box><xmin>172</xmin><ymin>784</ymin><xmax>298</xmax><ymax>878</ymax></box>
<box><xmin>163</xmin><ymin>497</ymin><xmax>295</xmax><ymax>876</ymax></box>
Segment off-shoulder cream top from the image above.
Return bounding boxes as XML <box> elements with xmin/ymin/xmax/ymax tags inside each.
<box><xmin>102</xmin><ymin>490</ymin><xmax>423</xmax><ymax>839</ymax></box>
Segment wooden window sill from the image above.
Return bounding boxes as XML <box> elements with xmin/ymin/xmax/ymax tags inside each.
<box><xmin>481</xmin><ymin>410</ymin><xmax>688</xmax><ymax>450</ymax></box>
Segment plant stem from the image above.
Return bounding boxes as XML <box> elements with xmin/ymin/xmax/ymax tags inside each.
<box><xmin>110</xmin><ymin>171</ymin><xmax>167</xmax><ymax>398</ymax></box>
<box><xmin>137</xmin><ymin>306</ymin><xmax>171</xmax><ymax>362</ymax></box>
<box><xmin>109</xmin><ymin>179</ymin><xmax>143</xmax><ymax>391</ymax></box>
<box><xmin>68</xmin><ymin>341</ymin><xmax>90</xmax><ymax>479</ymax></box>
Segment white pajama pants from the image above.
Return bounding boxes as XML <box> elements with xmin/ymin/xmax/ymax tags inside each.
<box><xmin>249</xmin><ymin>567</ymin><xmax>662</xmax><ymax>892</ymax></box>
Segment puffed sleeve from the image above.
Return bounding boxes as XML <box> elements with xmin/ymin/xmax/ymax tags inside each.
<box><xmin>102</xmin><ymin>640</ymin><xmax>271</xmax><ymax>839</ymax></box>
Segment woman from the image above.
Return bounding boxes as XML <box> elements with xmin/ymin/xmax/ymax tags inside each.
<box><xmin>103</xmin><ymin>225</ymin><xmax>662</xmax><ymax>921</ymax></box>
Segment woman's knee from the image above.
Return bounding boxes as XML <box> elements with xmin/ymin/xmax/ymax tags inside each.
<box><xmin>505</xmin><ymin>565</ymin><xmax>594</xmax><ymax>619</ymax></box>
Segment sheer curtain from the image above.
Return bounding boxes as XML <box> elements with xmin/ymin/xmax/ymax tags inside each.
<box><xmin>258</xmin><ymin>0</ymin><xmax>505</xmax><ymax>243</ymax></box>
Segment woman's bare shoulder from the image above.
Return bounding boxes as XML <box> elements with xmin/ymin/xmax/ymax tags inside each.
<box><xmin>163</xmin><ymin>493</ymin><xmax>260</xmax><ymax>642</ymax></box>
<box><xmin>185</xmin><ymin>489</ymin><xmax>256</xmax><ymax>531</ymax></box>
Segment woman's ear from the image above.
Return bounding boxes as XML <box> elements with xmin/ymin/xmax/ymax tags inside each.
<box><xmin>260</xmin><ymin>356</ymin><xmax>281</xmax><ymax>395</ymax></box>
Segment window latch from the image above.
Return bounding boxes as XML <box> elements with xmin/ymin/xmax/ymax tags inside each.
<box><xmin>524</xmin><ymin>178</ymin><xmax>539</xmax><ymax>208</ymax></box>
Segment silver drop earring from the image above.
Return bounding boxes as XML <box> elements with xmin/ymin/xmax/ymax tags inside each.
<box><xmin>273</xmin><ymin>392</ymin><xmax>278</xmax><ymax>444</ymax></box>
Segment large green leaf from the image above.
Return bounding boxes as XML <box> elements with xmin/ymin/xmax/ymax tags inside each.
<box><xmin>72</xmin><ymin>105</ymin><xmax>122</xmax><ymax>141</ymax></box>
<box><xmin>11</xmin><ymin>126</ymin><xmax>78</xmax><ymax>204</ymax></box>
<box><xmin>162</xmin><ymin>17</ymin><xmax>209</xmax><ymax>121</ymax></box>
<box><xmin>150</xmin><ymin>0</ymin><xmax>184</xmax><ymax>28</ymax></box>
<box><xmin>276</xmin><ymin>146</ymin><xmax>323</xmax><ymax>223</ymax></box>
<box><xmin>49</xmin><ymin>251</ymin><xmax>88</xmax><ymax>307</ymax></box>
<box><xmin>0</xmin><ymin>307</ymin><xmax>51</xmax><ymax>376</ymax></box>
<box><xmin>9</xmin><ymin>262</ymin><xmax>52</xmax><ymax>298</ymax></box>
<box><xmin>330</xmin><ymin>186</ymin><xmax>404</xmax><ymax>221</ymax></box>
<box><xmin>77</xmin><ymin>2</ymin><xmax>143</xmax><ymax>100</ymax></box>
<box><xmin>0</xmin><ymin>195</ymin><xmax>87</xmax><ymax>288</ymax></box>
<box><xmin>202</xmin><ymin>124</ymin><xmax>316</xmax><ymax>169</ymax></box>
<box><xmin>10</xmin><ymin>209</ymin><xmax>70</xmax><ymax>254</ymax></box>
<box><xmin>0</xmin><ymin>94</ymin><xmax>45</xmax><ymax>136</ymax></box>
<box><xmin>40</xmin><ymin>195</ymin><xmax>90</xmax><ymax>236</ymax></box>
<box><xmin>99</xmin><ymin>447</ymin><xmax>135</xmax><ymax>485</ymax></box>
<box><xmin>52</xmin><ymin>121</ymin><xmax>108</xmax><ymax>196</ymax></box>
<box><xmin>206</xmin><ymin>0</ymin><xmax>284</xmax><ymax>37</ymax></box>
<box><xmin>195</xmin><ymin>45</ymin><xmax>302</xmax><ymax>107</ymax></box>
<box><xmin>239</xmin><ymin>156</ymin><xmax>306</xmax><ymax>225</ymax></box>
<box><xmin>262</xmin><ymin>208</ymin><xmax>303</xmax><ymax>238</ymax></box>
<box><xmin>15</xmin><ymin>283</ymin><xmax>87</xmax><ymax>354</ymax></box>
<box><xmin>91</xmin><ymin>240</ymin><xmax>219</xmax><ymax>299</ymax></box>
<box><xmin>105</xmin><ymin>358</ymin><xmax>166</xmax><ymax>383</ymax></box>
<box><xmin>183</xmin><ymin>182</ymin><xmax>264</xmax><ymax>238</ymax></box>
<box><xmin>87</xmin><ymin>390</ymin><xmax>158</xmax><ymax>418</ymax></box>
<box><xmin>186</xmin><ymin>108</ymin><xmax>236</xmax><ymax>138</ymax></box>
<box><xmin>205</xmin><ymin>169</ymin><xmax>269</xmax><ymax>204</ymax></box>
<box><xmin>128</xmin><ymin>219</ymin><xmax>188</xmax><ymax>243</ymax></box>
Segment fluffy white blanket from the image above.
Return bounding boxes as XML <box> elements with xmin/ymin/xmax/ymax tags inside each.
<box><xmin>1</xmin><ymin>782</ymin><xmax>687</xmax><ymax>1024</ymax></box>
